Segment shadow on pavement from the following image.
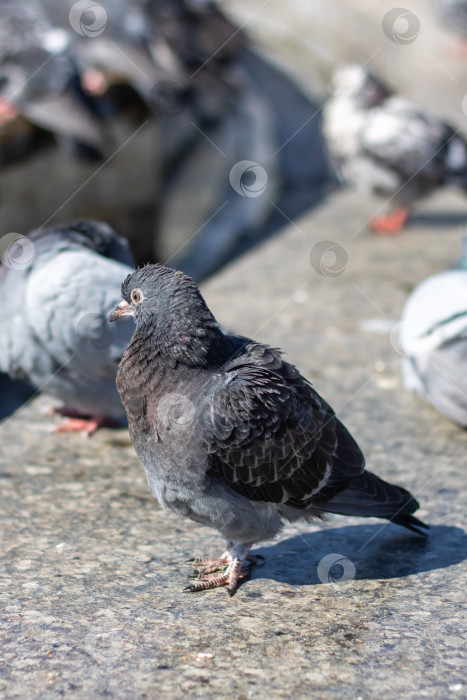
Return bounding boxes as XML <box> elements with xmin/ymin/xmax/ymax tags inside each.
<box><xmin>253</xmin><ymin>523</ymin><xmax>467</xmax><ymax>586</ymax></box>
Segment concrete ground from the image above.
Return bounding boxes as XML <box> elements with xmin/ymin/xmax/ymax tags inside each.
<box><xmin>1</xmin><ymin>186</ymin><xmax>466</xmax><ymax>699</ymax></box>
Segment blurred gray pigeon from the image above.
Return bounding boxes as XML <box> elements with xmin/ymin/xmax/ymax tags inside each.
<box><xmin>323</xmin><ymin>65</ymin><xmax>467</xmax><ymax>233</ymax></box>
<box><xmin>399</xmin><ymin>236</ymin><xmax>467</xmax><ymax>427</ymax></box>
<box><xmin>434</xmin><ymin>0</ymin><xmax>467</xmax><ymax>40</ymax></box>
<box><xmin>0</xmin><ymin>220</ymin><xmax>134</xmax><ymax>432</ymax></box>
<box><xmin>109</xmin><ymin>265</ymin><xmax>428</xmax><ymax>595</ymax></box>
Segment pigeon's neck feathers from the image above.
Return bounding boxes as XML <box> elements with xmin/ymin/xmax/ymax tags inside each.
<box><xmin>127</xmin><ymin>291</ymin><xmax>229</xmax><ymax>372</ymax></box>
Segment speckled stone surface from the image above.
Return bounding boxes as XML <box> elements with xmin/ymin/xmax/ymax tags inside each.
<box><xmin>1</xmin><ymin>189</ymin><xmax>466</xmax><ymax>699</ymax></box>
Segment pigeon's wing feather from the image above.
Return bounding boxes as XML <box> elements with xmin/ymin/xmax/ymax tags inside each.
<box><xmin>360</xmin><ymin>99</ymin><xmax>454</xmax><ymax>182</ymax></box>
<box><xmin>25</xmin><ymin>249</ymin><xmax>133</xmax><ymax>383</ymax></box>
<box><xmin>206</xmin><ymin>341</ymin><xmax>424</xmax><ymax>532</ymax></box>
<box><xmin>0</xmin><ymin>265</ymin><xmax>35</xmax><ymax>381</ymax></box>
<box><xmin>407</xmin><ymin>338</ymin><xmax>467</xmax><ymax>426</ymax></box>
<box><xmin>206</xmin><ymin>343</ymin><xmax>364</xmax><ymax>508</ymax></box>
<box><xmin>399</xmin><ymin>269</ymin><xmax>467</xmax><ymax>425</ymax></box>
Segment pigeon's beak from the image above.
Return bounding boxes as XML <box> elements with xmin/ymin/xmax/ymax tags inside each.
<box><xmin>108</xmin><ymin>300</ymin><xmax>132</xmax><ymax>322</ymax></box>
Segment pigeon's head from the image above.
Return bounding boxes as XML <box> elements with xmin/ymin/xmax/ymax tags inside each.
<box><xmin>109</xmin><ymin>264</ymin><xmax>227</xmax><ymax>364</ymax></box>
<box><xmin>330</xmin><ymin>65</ymin><xmax>389</xmax><ymax>108</ymax></box>
<box><xmin>109</xmin><ymin>264</ymin><xmax>194</xmax><ymax>323</ymax></box>
<box><xmin>29</xmin><ymin>220</ymin><xmax>134</xmax><ymax>267</ymax></box>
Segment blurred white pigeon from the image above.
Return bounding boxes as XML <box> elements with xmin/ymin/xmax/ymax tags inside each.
<box><xmin>399</xmin><ymin>237</ymin><xmax>467</xmax><ymax>426</ymax></box>
<box><xmin>0</xmin><ymin>220</ymin><xmax>135</xmax><ymax>433</ymax></box>
<box><xmin>323</xmin><ymin>65</ymin><xmax>467</xmax><ymax>233</ymax></box>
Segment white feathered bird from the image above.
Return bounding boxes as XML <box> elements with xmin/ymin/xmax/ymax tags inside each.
<box><xmin>399</xmin><ymin>237</ymin><xmax>467</xmax><ymax>426</ymax></box>
<box><xmin>323</xmin><ymin>65</ymin><xmax>467</xmax><ymax>232</ymax></box>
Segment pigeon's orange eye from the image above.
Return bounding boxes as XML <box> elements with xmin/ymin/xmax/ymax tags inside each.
<box><xmin>131</xmin><ymin>289</ymin><xmax>143</xmax><ymax>304</ymax></box>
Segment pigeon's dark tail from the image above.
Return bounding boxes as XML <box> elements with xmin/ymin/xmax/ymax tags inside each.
<box><xmin>316</xmin><ymin>471</ymin><xmax>429</xmax><ymax>536</ymax></box>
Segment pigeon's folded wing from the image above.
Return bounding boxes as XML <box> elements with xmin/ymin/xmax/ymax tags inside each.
<box><xmin>360</xmin><ymin>99</ymin><xmax>454</xmax><ymax>181</ymax></box>
<box><xmin>24</xmin><ymin>250</ymin><xmax>133</xmax><ymax>382</ymax></box>
<box><xmin>206</xmin><ymin>350</ymin><xmax>364</xmax><ymax>508</ymax></box>
<box><xmin>0</xmin><ymin>266</ymin><xmax>33</xmax><ymax>380</ymax></box>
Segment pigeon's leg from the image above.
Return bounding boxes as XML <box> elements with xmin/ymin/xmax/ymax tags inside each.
<box><xmin>369</xmin><ymin>207</ymin><xmax>409</xmax><ymax>234</ymax></box>
<box><xmin>0</xmin><ymin>99</ymin><xmax>18</xmax><ymax>124</ymax></box>
<box><xmin>185</xmin><ymin>558</ymin><xmax>251</xmax><ymax>595</ymax></box>
<box><xmin>55</xmin><ymin>415</ymin><xmax>119</xmax><ymax>435</ymax></box>
<box><xmin>81</xmin><ymin>69</ymin><xmax>109</xmax><ymax>96</ymax></box>
<box><xmin>185</xmin><ymin>543</ymin><xmax>258</xmax><ymax>596</ymax></box>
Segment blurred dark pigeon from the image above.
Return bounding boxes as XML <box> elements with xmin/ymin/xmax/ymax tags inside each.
<box><xmin>399</xmin><ymin>236</ymin><xmax>467</xmax><ymax>427</ymax></box>
<box><xmin>0</xmin><ymin>220</ymin><xmax>135</xmax><ymax>433</ymax></box>
<box><xmin>0</xmin><ymin>0</ymin><xmax>104</xmax><ymax>155</ymax></box>
<box><xmin>323</xmin><ymin>65</ymin><xmax>467</xmax><ymax>233</ymax></box>
<box><xmin>42</xmin><ymin>0</ymin><xmax>176</xmax><ymax>110</ymax></box>
<box><xmin>109</xmin><ymin>265</ymin><xmax>428</xmax><ymax>595</ymax></box>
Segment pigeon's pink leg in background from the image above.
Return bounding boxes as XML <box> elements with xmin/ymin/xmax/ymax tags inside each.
<box><xmin>369</xmin><ymin>207</ymin><xmax>409</xmax><ymax>234</ymax></box>
<box><xmin>0</xmin><ymin>100</ymin><xmax>18</xmax><ymax>123</ymax></box>
<box><xmin>447</xmin><ymin>40</ymin><xmax>467</xmax><ymax>59</ymax></box>
<box><xmin>81</xmin><ymin>69</ymin><xmax>108</xmax><ymax>96</ymax></box>
<box><xmin>52</xmin><ymin>407</ymin><xmax>120</xmax><ymax>435</ymax></box>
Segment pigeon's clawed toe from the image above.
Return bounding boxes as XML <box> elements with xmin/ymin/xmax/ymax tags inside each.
<box><xmin>185</xmin><ymin>555</ymin><xmax>254</xmax><ymax>596</ymax></box>
<box><xmin>188</xmin><ymin>552</ymin><xmax>264</xmax><ymax>582</ymax></box>
<box><xmin>190</xmin><ymin>553</ymin><xmax>232</xmax><ymax>577</ymax></box>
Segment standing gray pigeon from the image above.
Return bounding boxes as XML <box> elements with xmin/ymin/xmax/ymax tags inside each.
<box><xmin>110</xmin><ymin>264</ymin><xmax>428</xmax><ymax>595</ymax></box>
<box><xmin>0</xmin><ymin>220</ymin><xmax>134</xmax><ymax>432</ymax></box>
<box><xmin>399</xmin><ymin>237</ymin><xmax>467</xmax><ymax>426</ymax></box>
<box><xmin>323</xmin><ymin>65</ymin><xmax>467</xmax><ymax>232</ymax></box>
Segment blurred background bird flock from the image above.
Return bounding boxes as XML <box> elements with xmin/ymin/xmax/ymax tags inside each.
<box><xmin>0</xmin><ymin>0</ymin><xmax>466</xmax><ymax>430</ymax></box>
<box><xmin>0</xmin><ymin>0</ymin><xmax>467</xmax><ymax>583</ymax></box>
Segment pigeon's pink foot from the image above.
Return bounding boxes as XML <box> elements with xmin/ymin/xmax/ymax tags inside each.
<box><xmin>185</xmin><ymin>552</ymin><xmax>263</xmax><ymax>595</ymax></box>
<box><xmin>81</xmin><ymin>69</ymin><xmax>109</xmax><ymax>95</ymax></box>
<box><xmin>0</xmin><ymin>99</ymin><xmax>18</xmax><ymax>124</ymax></box>
<box><xmin>185</xmin><ymin>557</ymin><xmax>251</xmax><ymax>596</ymax></box>
<box><xmin>369</xmin><ymin>207</ymin><xmax>409</xmax><ymax>234</ymax></box>
<box><xmin>190</xmin><ymin>552</ymin><xmax>233</xmax><ymax>575</ymax></box>
<box><xmin>54</xmin><ymin>414</ymin><xmax>119</xmax><ymax>435</ymax></box>
<box><xmin>447</xmin><ymin>40</ymin><xmax>467</xmax><ymax>59</ymax></box>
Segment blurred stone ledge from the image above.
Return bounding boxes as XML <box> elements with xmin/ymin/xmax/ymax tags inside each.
<box><xmin>0</xmin><ymin>186</ymin><xmax>466</xmax><ymax>699</ymax></box>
